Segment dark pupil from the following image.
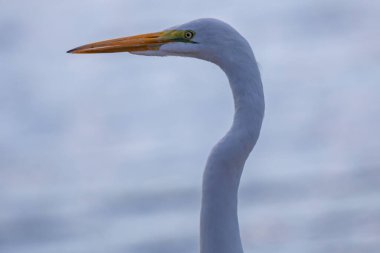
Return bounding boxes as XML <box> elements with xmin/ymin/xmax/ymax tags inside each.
<box><xmin>185</xmin><ymin>32</ymin><xmax>192</xmax><ymax>39</ymax></box>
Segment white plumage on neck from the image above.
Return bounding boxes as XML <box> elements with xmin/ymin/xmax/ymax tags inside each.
<box><xmin>200</xmin><ymin>46</ymin><xmax>264</xmax><ymax>253</ymax></box>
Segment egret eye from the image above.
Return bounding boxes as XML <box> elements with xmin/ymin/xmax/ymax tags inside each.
<box><xmin>184</xmin><ymin>30</ymin><xmax>194</xmax><ymax>40</ymax></box>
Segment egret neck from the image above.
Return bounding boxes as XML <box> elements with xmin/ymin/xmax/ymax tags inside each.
<box><xmin>200</xmin><ymin>51</ymin><xmax>264</xmax><ymax>253</ymax></box>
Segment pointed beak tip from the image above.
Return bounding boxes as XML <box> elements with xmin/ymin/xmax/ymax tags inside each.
<box><xmin>67</xmin><ymin>48</ymin><xmax>79</xmax><ymax>54</ymax></box>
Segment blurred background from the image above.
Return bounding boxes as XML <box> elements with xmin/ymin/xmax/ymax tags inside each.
<box><xmin>1</xmin><ymin>0</ymin><xmax>379</xmax><ymax>252</ymax></box>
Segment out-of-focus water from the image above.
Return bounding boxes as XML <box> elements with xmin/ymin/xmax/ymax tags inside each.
<box><xmin>1</xmin><ymin>0</ymin><xmax>379</xmax><ymax>252</ymax></box>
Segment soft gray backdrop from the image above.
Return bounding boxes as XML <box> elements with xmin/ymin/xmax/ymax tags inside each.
<box><xmin>1</xmin><ymin>0</ymin><xmax>379</xmax><ymax>252</ymax></box>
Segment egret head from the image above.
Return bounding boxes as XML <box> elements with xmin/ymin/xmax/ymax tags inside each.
<box><xmin>67</xmin><ymin>18</ymin><xmax>251</xmax><ymax>65</ymax></box>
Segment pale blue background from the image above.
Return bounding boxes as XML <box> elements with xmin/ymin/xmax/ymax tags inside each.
<box><xmin>1</xmin><ymin>0</ymin><xmax>379</xmax><ymax>252</ymax></box>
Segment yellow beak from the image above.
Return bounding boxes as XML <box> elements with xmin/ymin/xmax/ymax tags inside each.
<box><xmin>67</xmin><ymin>31</ymin><xmax>170</xmax><ymax>54</ymax></box>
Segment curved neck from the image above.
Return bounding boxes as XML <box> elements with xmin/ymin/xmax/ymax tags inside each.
<box><xmin>200</xmin><ymin>53</ymin><xmax>264</xmax><ymax>253</ymax></box>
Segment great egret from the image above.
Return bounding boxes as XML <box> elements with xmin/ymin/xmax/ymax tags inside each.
<box><xmin>68</xmin><ymin>18</ymin><xmax>264</xmax><ymax>253</ymax></box>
